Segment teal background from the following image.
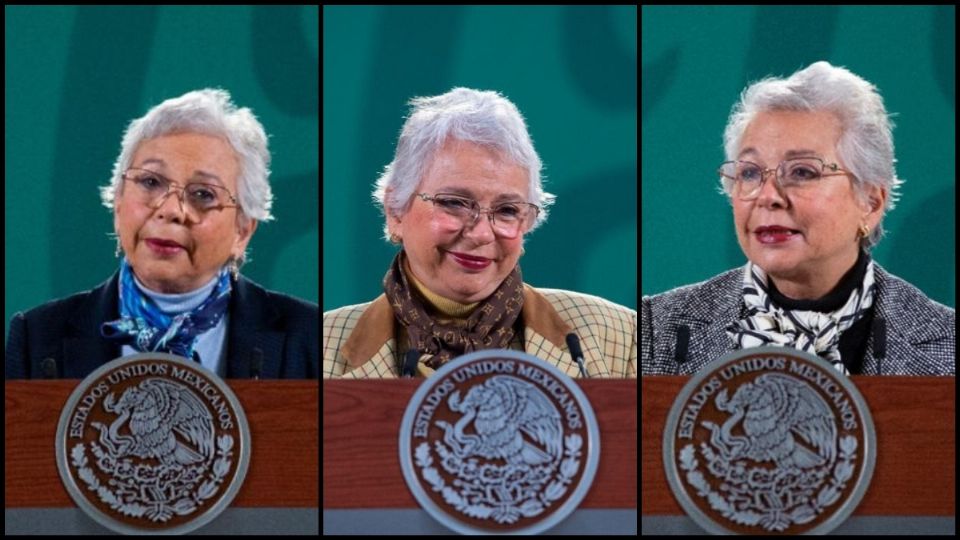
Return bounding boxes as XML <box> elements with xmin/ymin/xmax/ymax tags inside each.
<box><xmin>4</xmin><ymin>6</ymin><xmax>319</xmax><ymax>344</ymax></box>
<box><xmin>641</xmin><ymin>5</ymin><xmax>955</xmax><ymax>307</ymax></box>
<box><xmin>323</xmin><ymin>5</ymin><xmax>637</xmax><ymax>312</ymax></box>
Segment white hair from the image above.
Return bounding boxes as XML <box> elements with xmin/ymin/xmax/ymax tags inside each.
<box><xmin>722</xmin><ymin>61</ymin><xmax>902</xmax><ymax>249</ymax></box>
<box><xmin>100</xmin><ymin>88</ymin><xmax>274</xmax><ymax>223</ymax></box>
<box><xmin>372</xmin><ymin>87</ymin><xmax>555</xmax><ymax>241</ymax></box>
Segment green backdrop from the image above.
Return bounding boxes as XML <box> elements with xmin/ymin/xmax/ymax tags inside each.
<box><xmin>642</xmin><ymin>5</ymin><xmax>955</xmax><ymax>307</ymax></box>
<box><xmin>322</xmin><ymin>5</ymin><xmax>637</xmax><ymax>313</ymax></box>
<box><xmin>4</xmin><ymin>5</ymin><xmax>319</xmax><ymax>344</ymax></box>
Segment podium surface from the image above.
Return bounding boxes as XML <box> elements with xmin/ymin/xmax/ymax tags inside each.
<box><xmin>642</xmin><ymin>376</ymin><xmax>956</xmax><ymax>535</ymax></box>
<box><xmin>323</xmin><ymin>379</ymin><xmax>637</xmax><ymax>534</ymax></box>
<box><xmin>5</xmin><ymin>380</ymin><xmax>319</xmax><ymax>534</ymax></box>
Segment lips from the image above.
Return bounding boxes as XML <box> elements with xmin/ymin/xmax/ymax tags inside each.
<box><xmin>754</xmin><ymin>225</ymin><xmax>801</xmax><ymax>245</ymax></box>
<box><xmin>144</xmin><ymin>237</ymin><xmax>187</xmax><ymax>256</ymax></box>
<box><xmin>446</xmin><ymin>250</ymin><xmax>493</xmax><ymax>270</ymax></box>
<box><xmin>146</xmin><ymin>237</ymin><xmax>185</xmax><ymax>249</ymax></box>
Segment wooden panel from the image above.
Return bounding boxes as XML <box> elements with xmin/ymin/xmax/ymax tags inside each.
<box><xmin>4</xmin><ymin>381</ymin><xmax>318</xmax><ymax>507</ymax></box>
<box><xmin>323</xmin><ymin>379</ymin><xmax>637</xmax><ymax>508</ymax></box>
<box><xmin>642</xmin><ymin>376</ymin><xmax>956</xmax><ymax>516</ymax></box>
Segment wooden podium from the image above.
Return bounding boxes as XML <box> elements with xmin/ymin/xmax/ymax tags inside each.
<box><xmin>4</xmin><ymin>380</ymin><xmax>319</xmax><ymax>535</ymax></box>
<box><xmin>642</xmin><ymin>376</ymin><xmax>956</xmax><ymax>535</ymax></box>
<box><xmin>323</xmin><ymin>379</ymin><xmax>638</xmax><ymax>534</ymax></box>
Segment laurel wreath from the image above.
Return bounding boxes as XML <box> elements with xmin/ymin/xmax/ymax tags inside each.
<box><xmin>414</xmin><ymin>434</ymin><xmax>582</xmax><ymax>524</ymax></box>
<box><xmin>70</xmin><ymin>434</ymin><xmax>234</xmax><ymax>522</ymax></box>
<box><xmin>678</xmin><ymin>435</ymin><xmax>858</xmax><ymax>532</ymax></box>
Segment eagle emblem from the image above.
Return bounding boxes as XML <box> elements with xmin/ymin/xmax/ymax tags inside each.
<box><xmin>663</xmin><ymin>347</ymin><xmax>876</xmax><ymax>535</ymax></box>
<box><xmin>56</xmin><ymin>354</ymin><xmax>250</xmax><ymax>534</ymax></box>
<box><xmin>400</xmin><ymin>350</ymin><xmax>600</xmax><ymax>535</ymax></box>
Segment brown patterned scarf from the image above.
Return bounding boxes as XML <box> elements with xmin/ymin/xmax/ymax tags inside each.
<box><xmin>383</xmin><ymin>251</ymin><xmax>524</xmax><ymax>369</ymax></box>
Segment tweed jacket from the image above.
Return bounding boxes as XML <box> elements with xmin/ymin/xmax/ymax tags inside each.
<box><xmin>324</xmin><ymin>285</ymin><xmax>637</xmax><ymax>378</ymax></box>
<box><xmin>641</xmin><ymin>264</ymin><xmax>955</xmax><ymax>376</ymax></box>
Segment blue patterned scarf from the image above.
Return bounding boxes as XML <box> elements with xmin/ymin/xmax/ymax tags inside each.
<box><xmin>100</xmin><ymin>258</ymin><xmax>232</xmax><ymax>359</ymax></box>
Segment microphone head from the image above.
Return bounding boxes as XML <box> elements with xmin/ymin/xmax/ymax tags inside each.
<box><xmin>565</xmin><ymin>333</ymin><xmax>584</xmax><ymax>359</ymax></box>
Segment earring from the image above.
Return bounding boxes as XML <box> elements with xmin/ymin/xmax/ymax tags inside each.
<box><xmin>228</xmin><ymin>258</ymin><xmax>240</xmax><ymax>281</ymax></box>
<box><xmin>115</xmin><ymin>237</ymin><xmax>122</xmax><ymax>258</ymax></box>
<box><xmin>390</xmin><ymin>233</ymin><xmax>402</xmax><ymax>245</ymax></box>
<box><xmin>858</xmin><ymin>224</ymin><xmax>870</xmax><ymax>239</ymax></box>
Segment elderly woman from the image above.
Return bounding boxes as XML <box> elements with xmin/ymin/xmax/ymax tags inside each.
<box><xmin>324</xmin><ymin>87</ymin><xmax>636</xmax><ymax>378</ymax></box>
<box><xmin>642</xmin><ymin>62</ymin><xmax>955</xmax><ymax>376</ymax></box>
<box><xmin>5</xmin><ymin>89</ymin><xmax>318</xmax><ymax>379</ymax></box>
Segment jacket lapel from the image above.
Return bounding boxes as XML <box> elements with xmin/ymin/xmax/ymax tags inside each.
<box><xmin>225</xmin><ymin>276</ymin><xmax>284</xmax><ymax>378</ymax></box>
<box><xmin>63</xmin><ymin>272</ymin><xmax>122</xmax><ymax>377</ymax></box>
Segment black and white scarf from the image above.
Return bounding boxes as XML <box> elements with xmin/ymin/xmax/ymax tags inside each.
<box><xmin>726</xmin><ymin>260</ymin><xmax>876</xmax><ymax>375</ymax></box>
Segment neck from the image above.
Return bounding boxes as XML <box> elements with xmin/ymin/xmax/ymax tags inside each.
<box><xmin>766</xmin><ymin>249</ymin><xmax>862</xmax><ymax>301</ymax></box>
<box><xmin>404</xmin><ymin>260</ymin><xmax>478</xmax><ymax>318</ymax></box>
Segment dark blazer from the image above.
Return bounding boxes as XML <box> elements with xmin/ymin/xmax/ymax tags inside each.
<box><xmin>5</xmin><ymin>272</ymin><xmax>319</xmax><ymax>379</ymax></box>
<box><xmin>641</xmin><ymin>264</ymin><xmax>955</xmax><ymax>376</ymax></box>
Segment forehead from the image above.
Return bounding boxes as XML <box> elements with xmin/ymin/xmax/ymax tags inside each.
<box><xmin>420</xmin><ymin>139</ymin><xmax>529</xmax><ymax>200</ymax></box>
<box><xmin>131</xmin><ymin>133</ymin><xmax>239</xmax><ymax>186</ymax></box>
<box><xmin>739</xmin><ymin>110</ymin><xmax>842</xmax><ymax>160</ymax></box>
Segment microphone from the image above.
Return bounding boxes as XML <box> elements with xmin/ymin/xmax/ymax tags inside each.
<box><xmin>250</xmin><ymin>348</ymin><xmax>263</xmax><ymax>380</ymax></box>
<box><xmin>42</xmin><ymin>357</ymin><xmax>58</xmax><ymax>379</ymax></box>
<box><xmin>565</xmin><ymin>333</ymin><xmax>588</xmax><ymax>378</ymax></box>
<box><xmin>401</xmin><ymin>349</ymin><xmax>419</xmax><ymax>378</ymax></box>
<box><xmin>872</xmin><ymin>318</ymin><xmax>886</xmax><ymax>374</ymax></box>
<box><xmin>675</xmin><ymin>325</ymin><xmax>690</xmax><ymax>365</ymax></box>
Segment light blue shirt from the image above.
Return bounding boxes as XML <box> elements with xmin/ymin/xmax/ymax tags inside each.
<box><xmin>120</xmin><ymin>273</ymin><xmax>229</xmax><ymax>377</ymax></box>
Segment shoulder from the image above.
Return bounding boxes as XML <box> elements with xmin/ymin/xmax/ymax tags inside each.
<box><xmin>873</xmin><ymin>264</ymin><xmax>955</xmax><ymax>340</ymax></box>
<box><xmin>643</xmin><ymin>267</ymin><xmax>743</xmax><ymax>322</ymax></box>
<box><xmin>5</xmin><ymin>276</ymin><xmax>116</xmax><ymax>379</ymax></box>
<box><xmin>534</xmin><ymin>287</ymin><xmax>636</xmax><ymax>325</ymax></box>
<box><xmin>323</xmin><ymin>300</ymin><xmax>375</xmax><ymax>339</ymax></box>
<box><xmin>235</xmin><ymin>276</ymin><xmax>318</xmax><ymax>325</ymax></box>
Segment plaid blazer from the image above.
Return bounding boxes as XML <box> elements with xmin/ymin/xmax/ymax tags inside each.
<box><xmin>324</xmin><ymin>285</ymin><xmax>637</xmax><ymax>378</ymax></box>
<box><xmin>641</xmin><ymin>264</ymin><xmax>956</xmax><ymax>376</ymax></box>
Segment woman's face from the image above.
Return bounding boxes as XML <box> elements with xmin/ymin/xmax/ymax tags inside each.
<box><xmin>388</xmin><ymin>140</ymin><xmax>531</xmax><ymax>304</ymax></box>
<box><xmin>115</xmin><ymin>132</ymin><xmax>256</xmax><ymax>293</ymax></box>
<box><xmin>732</xmin><ymin>110</ymin><xmax>885</xmax><ymax>297</ymax></box>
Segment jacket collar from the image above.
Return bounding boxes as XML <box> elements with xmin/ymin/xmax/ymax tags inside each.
<box><xmin>62</xmin><ymin>270</ymin><xmax>282</xmax><ymax>378</ymax></box>
<box><xmin>664</xmin><ymin>263</ymin><xmax>949</xmax><ymax>375</ymax></box>
<box><xmin>341</xmin><ymin>284</ymin><xmax>573</xmax><ymax>372</ymax></box>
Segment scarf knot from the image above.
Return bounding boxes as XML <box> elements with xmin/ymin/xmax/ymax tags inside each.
<box><xmin>726</xmin><ymin>260</ymin><xmax>876</xmax><ymax>375</ymax></box>
<box><xmin>101</xmin><ymin>258</ymin><xmax>232</xmax><ymax>360</ymax></box>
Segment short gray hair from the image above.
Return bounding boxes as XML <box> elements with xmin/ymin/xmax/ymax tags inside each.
<box><xmin>100</xmin><ymin>88</ymin><xmax>274</xmax><ymax>223</ymax></box>
<box><xmin>372</xmin><ymin>87</ymin><xmax>555</xmax><ymax>241</ymax></box>
<box><xmin>722</xmin><ymin>61</ymin><xmax>902</xmax><ymax>249</ymax></box>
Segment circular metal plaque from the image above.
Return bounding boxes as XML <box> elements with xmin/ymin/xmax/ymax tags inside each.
<box><xmin>663</xmin><ymin>347</ymin><xmax>876</xmax><ymax>535</ymax></box>
<box><xmin>399</xmin><ymin>350</ymin><xmax>600</xmax><ymax>535</ymax></box>
<box><xmin>56</xmin><ymin>353</ymin><xmax>251</xmax><ymax>535</ymax></box>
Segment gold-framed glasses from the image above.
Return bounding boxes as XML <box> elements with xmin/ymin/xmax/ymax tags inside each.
<box><xmin>122</xmin><ymin>168</ymin><xmax>239</xmax><ymax>217</ymax></box>
<box><xmin>416</xmin><ymin>192</ymin><xmax>540</xmax><ymax>239</ymax></box>
<box><xmin>718</xmin><ymin>157</ymin><xmax>852</xmax><ymax>201</ymax></box>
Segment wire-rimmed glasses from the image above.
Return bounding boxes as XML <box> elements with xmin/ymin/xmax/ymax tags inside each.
<box><xmin>122</xmin><ymin>168</ymin><xmax>239</xmax><ymax>218</ymax></box>
<box><xmin>416</xmin><ymin>192</ymin><xmax>540</xmax><ymax>238</ymax></box>
<box><xmin>718</xmin><ymin>157</ymin><xmax>852</xmax><ymax>201</ymax></box>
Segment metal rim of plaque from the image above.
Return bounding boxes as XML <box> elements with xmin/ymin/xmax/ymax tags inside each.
<box><xmin>399</xmin><ymin>349</ymin><xmax>600</xmax><ymax>535</ymax></box>
<box><xmin>55</xmin><ymin>353</ymin><xmax>251</xmax><ymax>535</ymax></box>
<box><xmin>662</xmin><ymin>346</ymin><xmax>877</xmax><ymax>535</ymax></box>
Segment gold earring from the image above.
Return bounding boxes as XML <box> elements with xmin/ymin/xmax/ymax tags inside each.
<box><xmin>858</xmin><ymin>224</ymin><xmax>870</xmax><ymax>239</ymax></box>
<box><xmin>390</xmin><ymin>233</ymin><xmax>402</xmax><ymax>244</ymax></box>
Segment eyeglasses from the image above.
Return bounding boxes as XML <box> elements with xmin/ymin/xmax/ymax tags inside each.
<box><xmin>416</xmin><ymin>192</ymin><xmax>540</xmax><ymax>239</ymax></box>
<box><xmin>718</xmin><ymin>157</ymin><xmax>852</xmax><ymax>201</ymax></box>
<box><xmin>122</xmin><ymin>168</ymin><xmax>239</xmax><ymax>218</ymax></box>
